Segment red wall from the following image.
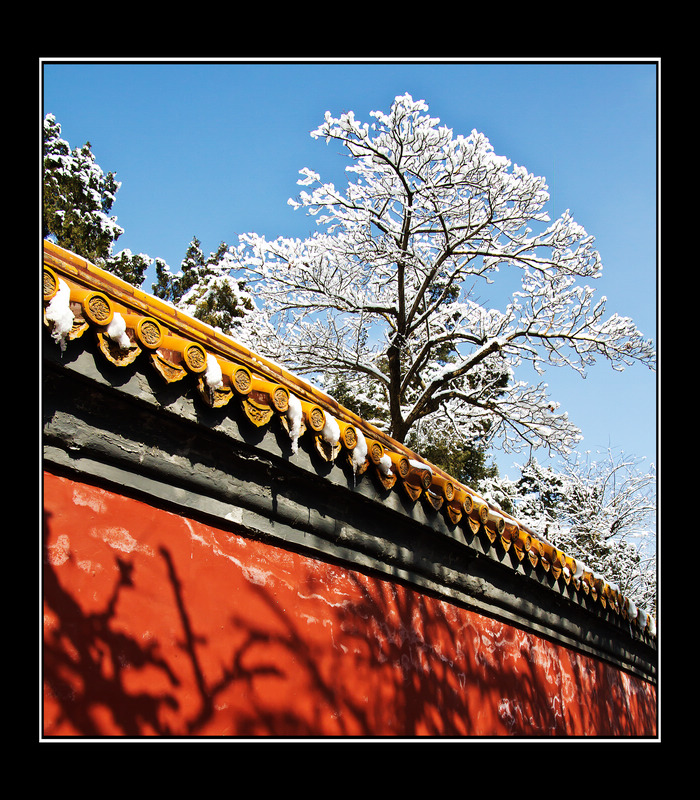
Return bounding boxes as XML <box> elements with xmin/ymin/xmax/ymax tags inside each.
<box><xmin>42</xmin><ymin>470</ymin><xmax>657</xmax><ymax>737</ymax></box>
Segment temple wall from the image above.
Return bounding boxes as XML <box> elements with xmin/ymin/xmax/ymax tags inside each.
<box><xmin>42</xmin><ymin>242</ymin><xmax>657</xmax><ymax>739</ymax></box>
<box><xmin>43</xmin><ymin>469</ymin><xmax>656</xmax><ymax>738</ymax></box>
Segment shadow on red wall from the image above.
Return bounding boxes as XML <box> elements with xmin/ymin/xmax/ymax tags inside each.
<box><xmin>42</xmin><ymin>472</ymin><xmax>656</xmax><ymax>737</ymax></box>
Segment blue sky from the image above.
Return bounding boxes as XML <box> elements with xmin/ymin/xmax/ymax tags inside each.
<box><xmin>41</xmin><ymin>59</ymin><xmax>658</xmax><ymax>479</ymax></box>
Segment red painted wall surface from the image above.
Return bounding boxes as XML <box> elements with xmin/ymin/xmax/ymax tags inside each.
<box><xmin>42</xmin><ymin>470</ymin><xmax>657</xmax><ymax>737</ymax></box>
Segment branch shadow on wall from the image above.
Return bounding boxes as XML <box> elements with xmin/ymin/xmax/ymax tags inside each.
<box><xmin>43</xmin><ymin>508</ymin><xmax>306</xmax><ymax>736</ymax></box>
<box><xmin>42</xmin><ymin>507</ymin><xmax>654</xmax><ymax>737</ymax></box>
<box><xmin>43</xmin><ymin>509</ymin><xmax>181</xmax><ymax>735</ymax></box>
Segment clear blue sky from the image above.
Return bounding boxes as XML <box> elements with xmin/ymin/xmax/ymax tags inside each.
<box><xmin>41</xmin><ymin>58</ymin><xmax>658</xmax><ymax>479</ymax></box>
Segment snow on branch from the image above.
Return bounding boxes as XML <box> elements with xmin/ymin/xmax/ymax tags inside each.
<box><xmin>230</xmin><ymin>93</ymin><xmax>655</xmax><ymax>457</ymax></box>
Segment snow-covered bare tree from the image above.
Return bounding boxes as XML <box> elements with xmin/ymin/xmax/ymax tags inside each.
<box><xmin>477</xmin><ymin>451</ymin><xmax>657</xmax><ymax>613</ymax></box>
<box><xmin>235</xmin><ymin>94</ymin><xmax>656</xmax><ymax>457</ymax></box>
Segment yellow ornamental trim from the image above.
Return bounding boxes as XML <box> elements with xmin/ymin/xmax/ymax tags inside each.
<box><xmin>40</xmin><ymin>240</ymin><xmax>655</xmax><ymax>638</ymax></box>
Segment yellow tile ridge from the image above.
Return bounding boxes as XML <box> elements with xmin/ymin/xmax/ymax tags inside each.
<box><xmin>42</xmin><ymin>240</ymin><xmax>656</xmax><ymax>637</ymax></box>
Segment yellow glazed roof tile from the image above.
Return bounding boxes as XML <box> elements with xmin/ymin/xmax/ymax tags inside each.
<box><xmin>42</xmin><ymin>240</ymin><xmax>656</xmax><ymax>640</ymax></box>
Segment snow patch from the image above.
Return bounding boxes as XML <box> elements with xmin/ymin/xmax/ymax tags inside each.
<box><xmin>45</xmin><ymin>277</ymin><xmax>74</xmax><ymax>350</ymax></box>
<box><xmin>286</xmin><ymin>393</ymin><xmax>303</xmax><ymax>454</ymax></box>
<box><xmin>106</xmin><ymin>311</ymin><xmax>131</xmax><ymax>350</ymax></box>
<box><xmin>409</xmin><ymin>458</ymin><xmax>432</xmax><ymax>474</ymax></box>
<box><xmin>351</xmin><ymin>428</ymin><xmax>368</xmax><ymax>473</ymax></box>
<box><xmin>204</xmin><ymin>353</ymin><xmax>224</xmax><ymax>390</ymax></box>
<box><xmin>378</xmin><ymin>453</ymin><xmax>393</xmax><ymax>476</ymax></box>
<box><xmin>322</xmin><ymin>413</ymin><xmax>341</xmax><ymax>445</ymax></box>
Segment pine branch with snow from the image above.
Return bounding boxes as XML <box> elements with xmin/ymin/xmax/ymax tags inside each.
<box><xmin>43</xmin><ymin>114</ymin><xmax>124</xmax><ymax>268</ymax></box>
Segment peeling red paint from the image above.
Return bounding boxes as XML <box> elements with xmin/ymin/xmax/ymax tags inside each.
<box><xmin>42</xmin><ymin>470</ymin><xmax>656</xmax><ymax>737</ymax></box>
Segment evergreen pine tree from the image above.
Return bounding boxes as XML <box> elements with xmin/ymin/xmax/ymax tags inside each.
<box><xmin>105</xmin><ymin>249</ymin><xmax>152</xmax><ymax>288</ymax></box>
<box><xmin>43</xmin><ymin>113</ymin><xmax>152</xmax><ymax>287</ymax></box>
<box><xmin>43</xmin><ymin>114</ymin><xmax>123</xmax><ymax>265</ymax></box>
<box><xmin>152</xmin><ymin>236</ymin><xmax>255</xmax><ymax>334</ymax></box>
<box><xmin>486</xmin><ymin>454</ymin><xmax>657</xmax><ymax>613</ymax></box>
